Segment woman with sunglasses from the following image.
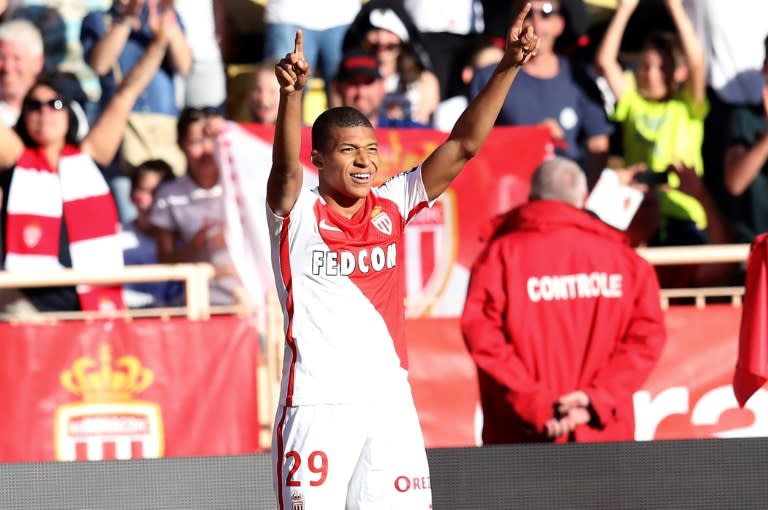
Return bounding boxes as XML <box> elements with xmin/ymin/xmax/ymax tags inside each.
<box><xmin>0</xmin><ymin>11</ymin><xmax>175</xmax><ymax>316</ymax></box>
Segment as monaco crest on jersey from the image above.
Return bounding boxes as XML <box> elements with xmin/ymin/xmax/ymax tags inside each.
<box><xmin>291</xmin><ymin>492</ymin><xmax>305</xmax><ymax>510</ymax></box>
<box><xmin>54</xmin><ymin>344</ymin><xmax>165</xmax><ymax>461</ymax></box>
<box><xmin>370</xmin><ymin>205</ymin><xmax>393</xmax><ymax>235</ymax></box>
<box><xmin>404</xmin><ymin>191</ymin><xmax>457</xmax><ymax>317</ymax></box>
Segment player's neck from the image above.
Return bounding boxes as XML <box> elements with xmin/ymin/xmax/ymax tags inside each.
<box><xmin>322</xmin><ymin>191</ymin><xmax>366</xmax><ymax>220</ymax></box>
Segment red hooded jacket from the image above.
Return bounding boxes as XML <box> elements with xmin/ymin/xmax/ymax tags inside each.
<box><xmin>461</xmin><ymin>200</ymin><xmax>666</xmax><ymax>444</ymax></box>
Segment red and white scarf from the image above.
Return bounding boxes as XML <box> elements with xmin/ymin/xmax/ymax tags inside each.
<box><xmin>4</xmin><ymin>146</ymin><xmax>125</xmax><ymax>311</ymax></box>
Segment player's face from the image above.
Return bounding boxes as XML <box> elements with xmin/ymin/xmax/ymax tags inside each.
<box><xmin>314</xmin><ymin>125</ymin><xmax>379</xmax><ymax>210</ymax></box>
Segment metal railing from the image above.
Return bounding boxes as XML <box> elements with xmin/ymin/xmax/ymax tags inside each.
<box><xmin>0</xmin><ymin>263</ymin><xmax>216</xmax><ymax>322</ymax></box>
<box><xmin>635</xmin><ymin>243</ymin><xmax>749</xmax><ymax>309</ymax></box>
<box><xmin>0</xmin><ymin>243</ymin><xmax>753</xmax><ymax>321</ymax></box>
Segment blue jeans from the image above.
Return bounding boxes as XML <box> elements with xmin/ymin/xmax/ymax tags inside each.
<box><xmin>263</xmin><ymin>23</ymin><xmax>349</xmax><ymax>97</ymax></box>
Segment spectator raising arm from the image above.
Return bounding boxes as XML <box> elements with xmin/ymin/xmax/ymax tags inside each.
<box><xmin>724</xmin><ymin>84</ymin><xmax>768</xmax><ymax>196</ymax></box>
<box><xmin>86</xmin><ymin>0</ymin><xmax>144</xmax><ymax>76</ymax></box>
<box><xmin>0</xmin><ymin>110</ymin><xmax>23</xmax><ymax>169</ymax></box>
<box><xmin>87</xmin><ymin>0</ymin><xmax>191</xmax><ymax>77</ymax></box>
<box><xmin>666</xmin><ymin>0</ymin><xmax>705</xmax><ymax>105</ymax></box>
<box><xmin>151</xmin><ymin>0</ymin><xmax>191</xmax><ymax>75</ymax></box>
<box><xmin>83</xmin><ymin>9</ymin><xmax>176</xmax><ymax>166</ymax></box>
<box><xmin>0</xmin><ymin>11</ymin><xmax>173</xmax><ymax>172</ymax></box>
<box><xmin>594</xmin><ymin>0</ymin><xmax>637</xmax><ymax>101</ymax></box>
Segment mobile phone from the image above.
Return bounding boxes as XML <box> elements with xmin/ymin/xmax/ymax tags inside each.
<box><xmin>634</xmin><ymin>170</ymin><xmax>669</xmax><ymax>186</ymax></box>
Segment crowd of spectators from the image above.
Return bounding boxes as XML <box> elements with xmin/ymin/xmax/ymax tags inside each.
<box><xmin>0</xmin><ymin>0</ymin><xmax>766</xmax><ymax>315</ymax></box>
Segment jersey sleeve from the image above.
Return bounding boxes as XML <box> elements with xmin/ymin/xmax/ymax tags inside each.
<box><xmin>375</xmin><ymin>165</ymin><xmax>433</xmax><ymax>224</ymax></box>
<box><xmin>265</xmin><ymin>186</ymin><xmax>315</xmax><ymax>242</ymax></box>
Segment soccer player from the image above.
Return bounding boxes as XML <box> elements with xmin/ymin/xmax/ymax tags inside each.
<box><xmin>266</xmin><ymin>4</ymin><xmax>540</xmax><ymax>508</ymax></box>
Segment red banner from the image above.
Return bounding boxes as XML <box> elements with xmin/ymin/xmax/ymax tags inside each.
<box><xmin>407</xmin><ymin>304</ymin><xmax>762</xmax><ymax>447</ymax></box>
<box><xmin>0</xmin><ymin>317</ymin><xmax>261</xmax><ymax>462</ymax></box>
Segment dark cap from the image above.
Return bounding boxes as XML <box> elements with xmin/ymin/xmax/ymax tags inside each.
<box><xmin>336</xmin><ymin>49</ymin><xmax>381</xmax><ymax>82</ymax></box>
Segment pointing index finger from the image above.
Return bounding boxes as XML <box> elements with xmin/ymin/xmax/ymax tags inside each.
<box><xmin>294</xmin><ymin>30</ymin><xmax>304</xmax><ymax>55</ymax></box>
<box><xmin>513</xmin><ymin>2</ymin><xmax>532</xmax><ymax>30</ymax></box>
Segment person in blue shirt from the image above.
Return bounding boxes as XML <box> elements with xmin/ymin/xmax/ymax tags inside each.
<box><xmin>80</xmin><ymin>0</ymin><xmax>191</xmax><ymax>117</ymax></box>
<box><xmin>470</xmin><ymin>0</ymin><xmax>612</xmax><ymax>185</ymax></box>
<box><xmin>80</xmin><ymin>0</ymin><xmax>192</xmax><ymax>222</ymax></box>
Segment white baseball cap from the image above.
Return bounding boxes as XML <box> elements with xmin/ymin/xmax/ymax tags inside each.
<box><xmin>368</xmin><ymin>8</ymin><xmax>410</xmax><ymax>43</ymax></box>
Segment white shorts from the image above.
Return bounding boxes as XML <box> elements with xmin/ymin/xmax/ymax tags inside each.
<box><xmin>272</xmin><ymin>395</ymin><xmax>432</xmax><ymax>509</ymax></box>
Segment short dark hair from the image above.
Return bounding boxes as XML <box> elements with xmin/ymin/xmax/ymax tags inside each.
<box><xmin>176</xmin><ymin>106</ymin><xmax>222</xmax><ymax>143</ymax></box>
<box><xmin>130</xmin><ymin>159</ymin><xmax>174</xmax><ymax>191</ymax></box>
<box><xmin>15</xmin><ymin>73</ymin><xmax>80</xmax><ymax>148</ymax></box>
<box><xmin>311</xmin><ymin>106</ymin><xmax>373</xmax><ymax>152</ymax></box>
<box><xmin>642</xmin><ymin>32</ymin><xmax>684</xmax><ymax>68</ymax></box>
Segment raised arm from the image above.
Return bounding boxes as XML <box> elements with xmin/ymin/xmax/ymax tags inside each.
<box><xmin>594</xmin><ymin>0</ymin><xmax>637</xmax><ymax>101</ymax></box>
<box><xmin>81</xmin><ymin>8</ymin><xmax>173</xmax><ymax>166</ymax></box>
<box><xmin>725</xmin><ymin>87</ymin><xmax>768</xmax><ymax>195</ymax></box>
<box><xmin>420</xmin><ymin>3</ymin><xmax>539</xmax><ymax>201</ymax></box>
<box><xmin>0</xmin><ymin>120</ymin><xmax>25</xmax><ymax>170</ymax></box>
<box><xmin>267</xmin><ymin>31</ymin><xmax>310</xmax><ymax>216</ymax></box>
<box><xmin>86</xmin><ymin>0</ymin><xmax>144</xmax><ymax>76</ymax></box>
<box><xmin>152</xmin><ymin>0</ymin><xmax>192</xmax><ymax>75</ymax></box>
<box><xmin>665</xmin><ymin>0</ymin><xmax>705</xmax><ymax>105</ymax></box>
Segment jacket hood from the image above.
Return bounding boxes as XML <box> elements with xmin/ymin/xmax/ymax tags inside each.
<box><xmin>485</xmin><ymin>200</ymin><xmax>630</xmax><ymax>246</ymax></box>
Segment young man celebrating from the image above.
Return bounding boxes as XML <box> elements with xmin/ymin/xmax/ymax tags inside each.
<box><xmin>267</xmin><ymin>4</ymin><xmax>540</xmax><ymax>508</ymax></box>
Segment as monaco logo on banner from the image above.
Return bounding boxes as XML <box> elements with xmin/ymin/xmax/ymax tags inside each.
<box><xmin>404</xmin><ymin>191</ymin><xmax>457</xmax><ymax>317</ymax></box>
<box><xmin>54</xmin><ymin>344</ymin><xmax>165</xmax><ymax>461</ymax></box>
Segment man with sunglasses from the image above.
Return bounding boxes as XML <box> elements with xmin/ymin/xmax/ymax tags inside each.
<box><xmin>470</xmin><ymin>0</ymin><xmax>612</xmax><ymax>186</ymax></box>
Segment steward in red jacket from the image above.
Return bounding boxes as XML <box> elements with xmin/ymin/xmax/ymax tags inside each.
<box><xmin>461</xmin><ymin>162</ymin><xmax>666</xmax><ymax>444</ymax></box>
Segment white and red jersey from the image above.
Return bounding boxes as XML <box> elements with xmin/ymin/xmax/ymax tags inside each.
<box><xmin>267</xmin><ymin>166</ymin><xmax>432</xmax><ymax>406</ymax></box>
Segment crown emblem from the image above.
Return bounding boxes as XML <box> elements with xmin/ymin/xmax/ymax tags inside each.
<box><xmin>60</xmin><ymin>344</ymin><xmax>154</xmax><ymax>402</ymax></box>
<box><xmin>371</xmin><ymin>205</ymin><xmax>382</xmax><ymax>218</ymax></box>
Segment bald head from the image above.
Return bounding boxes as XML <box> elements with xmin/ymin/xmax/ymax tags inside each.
<box><xmin>529</xmin><ymin>157</ymin><xmax>587</xmax><ymax>208</ymax></box>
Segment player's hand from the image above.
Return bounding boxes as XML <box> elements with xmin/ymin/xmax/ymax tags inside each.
<box><xmin>503</xmin><ymin>2</ymin><xmax>540</xmax><ymax>68</ymax></box>
<box><xmin>275</xmin><ymin>31</ymin><xmax>311</xmax><ymax>94</ymax></box>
